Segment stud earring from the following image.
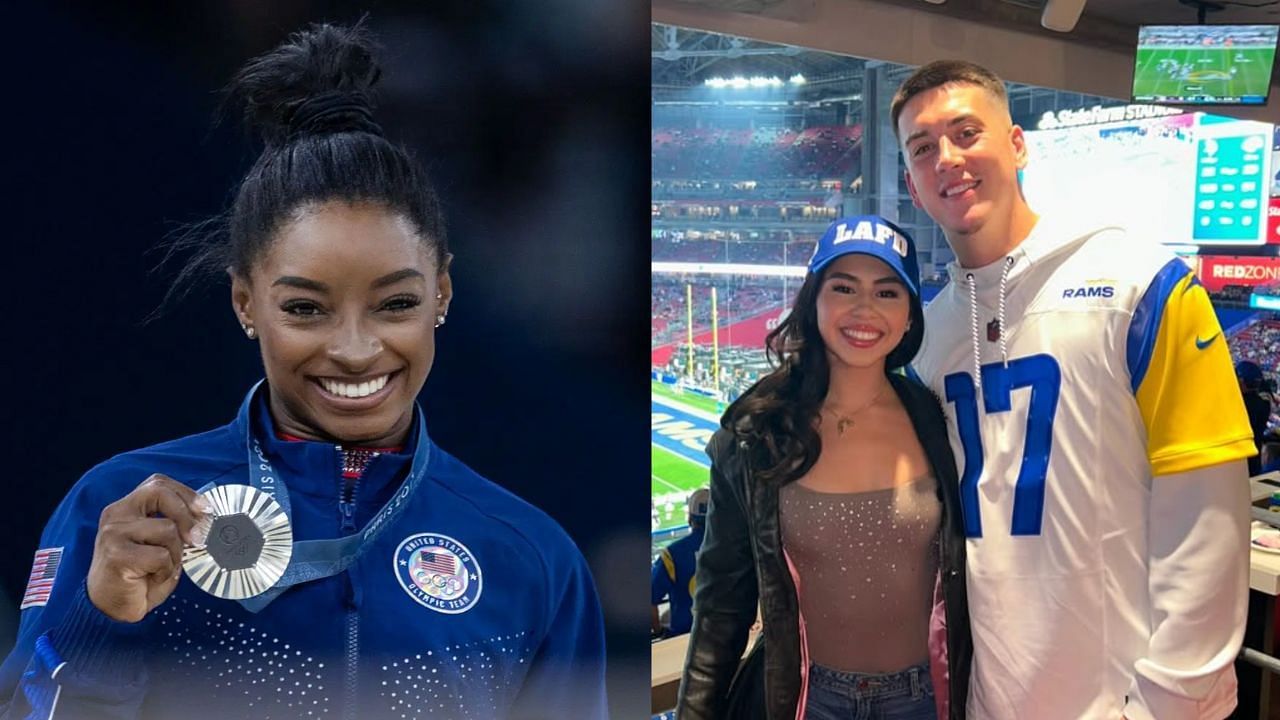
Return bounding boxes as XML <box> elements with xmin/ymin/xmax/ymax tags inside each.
<box><xmin>242</xmin><ymin>324</ymin><xmax>257</xmax><ymax>340</ymax></box>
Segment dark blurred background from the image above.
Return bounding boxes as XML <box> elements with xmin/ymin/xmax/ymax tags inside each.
<box><xmin>0</xmin><ymin>1</ymin><xmax>651</xmax><ymax>716</ymax></box>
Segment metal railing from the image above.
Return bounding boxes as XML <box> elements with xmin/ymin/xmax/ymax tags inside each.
<box><xmin>1240</xmin><ymin>647</ymin><xmax>1280</xmax><ymax>674</ymax></box>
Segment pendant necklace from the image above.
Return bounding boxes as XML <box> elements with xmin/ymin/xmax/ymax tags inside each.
<box><xmin>822</xmin><ymin>384</ymin><xmax>889</xmax><ymax>436</ymax></box>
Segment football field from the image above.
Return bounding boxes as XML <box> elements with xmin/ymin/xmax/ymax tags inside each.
<box><xmin>651</xmin><ymin>382</ymin><xmax>722</xmax><ymax>532</ymax></box>
<box><xmin>1133</xmin><ymin>47</ymin><xmax>1275</xmax><ymax>101</ymax></box>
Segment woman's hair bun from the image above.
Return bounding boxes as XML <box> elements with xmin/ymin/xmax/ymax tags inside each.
<box><xmin>228</xmin><ymin>23</ymin><xmax>383</xmax><ymax>145</ymax></box>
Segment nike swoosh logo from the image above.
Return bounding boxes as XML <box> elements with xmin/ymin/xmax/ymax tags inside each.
<box><xmin>1195</xmin><ymin>333</ymin><xmax>1220</xmax><ymax>350</ymax></box>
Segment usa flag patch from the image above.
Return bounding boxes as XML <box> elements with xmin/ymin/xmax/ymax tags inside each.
<box><xmin>20</xmin><ymin>547</ymin><xmax>63</xmax><ymax>610</ymax></box>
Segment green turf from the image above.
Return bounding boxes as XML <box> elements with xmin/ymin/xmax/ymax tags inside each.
<box><xmin>651</xmin><ymin>444</ymin><xmax>710</xmax><ymax>532</ymax></box>
<box><xmin>651</xmin><ymin>381</ymin><xmax>726</xmax><ymax>417</ymax></box>
<box><xmin>651</xmin><ymin>385</ymin><xmax>721</xmax><ymax>532</ymax></box>
<box><xmin>1133</xmin><ymin>47</ymin><xmax>1275</xmax><ymax>101</ymax></box>
<box><xmin>652</xmin><ymin>445</ymin><xmax>708</xmax><ymax>492</ymax></box>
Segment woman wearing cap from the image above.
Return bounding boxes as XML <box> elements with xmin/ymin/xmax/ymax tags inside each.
<box><xmin>0</xmin><ymin>24</ymin><xmax>606</xmax><ymax>720</ymax></box>
<box><xmin>677</xmin><ymin>216</ymin><xmax>971</xmax><ymax>720</ymax></box>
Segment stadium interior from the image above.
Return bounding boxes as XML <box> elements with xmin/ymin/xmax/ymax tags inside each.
<box><xmin>649</xmin><ymin>2</ymin><xmax>1280</xmax><ymax>716</ymax></box>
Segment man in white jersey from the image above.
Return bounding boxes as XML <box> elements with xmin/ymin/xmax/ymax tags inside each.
<box><xmin>893</xmin><ymin>60</ymin><xmax>1254</xmax><ymax>720</ymax></box>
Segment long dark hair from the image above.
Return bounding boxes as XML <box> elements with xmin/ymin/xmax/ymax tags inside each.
<box><xmin>723</xmin><ymin>268</ymin><xmax>924</xmax><ymax>486</ymax></box>
<box><xmin>155</xmin><ymin>22</ymin><xmax>447</xmax><ymax>313</ymax></box>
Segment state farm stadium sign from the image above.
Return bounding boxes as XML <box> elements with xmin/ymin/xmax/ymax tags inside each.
<box><xmin>1199</xmin><ymin>256</ymin><xmax>1280</xmax><ymax>292</ymax></box>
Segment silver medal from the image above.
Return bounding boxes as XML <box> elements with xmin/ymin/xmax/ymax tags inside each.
<box><xmin>181</xmin><ymin>484</ymin><xmax>293</xmax><ymax>600</ymax></box>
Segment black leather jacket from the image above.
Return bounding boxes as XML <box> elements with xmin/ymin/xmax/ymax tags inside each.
<box><xmin>676</xmin><ymin>372</ymin><xmax>972</xmax><ymax>719</ymax></box>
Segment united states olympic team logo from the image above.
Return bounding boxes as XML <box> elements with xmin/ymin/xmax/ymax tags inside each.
<box><xmin>394</xmin><ymin>533</ymin><xmax>482</xmax><ymax>614</ymax></box>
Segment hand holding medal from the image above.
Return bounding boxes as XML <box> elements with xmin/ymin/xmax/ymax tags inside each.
<box><xmin>180</xmin><ymin>484</ymin><xmax>293</xmax><ymax>600</ymax></box>
<box><xmin>86</xmin><ymin>474</ymin><xmax>212</xmax><ymax>623</ymax></box>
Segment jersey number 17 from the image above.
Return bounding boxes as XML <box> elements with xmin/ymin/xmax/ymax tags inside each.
<box><xmin>944</xmin><ymin>354</ymin><xmax>1062</xmax><ymax>538</ymax></box>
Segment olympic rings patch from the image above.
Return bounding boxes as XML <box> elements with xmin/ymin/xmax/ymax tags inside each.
<box><xmin>393</xmin><ymin>533</ymin><xmax>482</xmax><ymax>614</ymax></box>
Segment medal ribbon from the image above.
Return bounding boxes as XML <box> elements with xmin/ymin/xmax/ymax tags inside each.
<box><xmin>229</xmin><ymin>381</ymin><xmax>431</xmax><ymax>613</ymax></box>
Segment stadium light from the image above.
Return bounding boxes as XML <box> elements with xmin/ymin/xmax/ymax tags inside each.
<box><xmin>789</xmin><ymin>74</ymin><xmax>807</xmax><ymax>85</ymax></box>
<box><xmin>703</xmin><ymin>75</ymin><xmax>785</xmax><ymax>89</ymax></box>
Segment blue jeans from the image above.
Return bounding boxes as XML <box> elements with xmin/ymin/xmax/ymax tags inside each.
<box><xmin>803</xmin><ymin>662</ymin><xmax>936</xmax><ymax>720</ymax></box>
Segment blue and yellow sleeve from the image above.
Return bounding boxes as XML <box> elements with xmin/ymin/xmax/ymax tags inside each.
<box><xmin>651</xmin><ymin>549</ymin><xmax>676</xmax><ymax>605</ymax></box>
<box><xmin>1127</xmin><ymin>259</ymin><xmax>1255</xmax><ymax>476</ymax></box>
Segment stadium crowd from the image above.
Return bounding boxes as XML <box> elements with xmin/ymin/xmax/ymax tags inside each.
<box><xmin>652</xmin><ymin>125</ymin><xmax>862</xmax><ymax>180</ymax></box>
<box><xmin>652</xmin><ymin>178</ymin><xmax>855</xmax><ymax>201</ymax></box>
<box><xmin>651</xmin><ymin>279</ymin><xmax>791</xmax><ymax>345</ymax></box>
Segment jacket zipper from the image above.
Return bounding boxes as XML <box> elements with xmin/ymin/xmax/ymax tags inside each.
<box><xmin>339</xmin><ymin>448</ymin><xmax>359</xmax><ymax>533</ymax></box>
<box><xmin>337</xmin><ymin>446</ymin><xmax>360</xmax><ymax>720</ymax></box>
<box><xmin>343</xmin><ymin>605</ymin><xmax>359</xmax><ymax>720</ymax></box>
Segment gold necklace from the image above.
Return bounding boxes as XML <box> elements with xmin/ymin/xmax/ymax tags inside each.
<box><xmin>822</xmin><ymin>384</ymin><xmax>890</xmax><ymax>436</ymax></box>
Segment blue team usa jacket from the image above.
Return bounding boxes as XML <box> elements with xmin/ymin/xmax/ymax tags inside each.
<box><xmin>0</xmin><ymin>386</ymin><xmax>608</xmax><ymax>719</ymax></box>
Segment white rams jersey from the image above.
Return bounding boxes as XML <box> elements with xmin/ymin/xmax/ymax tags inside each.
<box><xmin>913</xmin><ymin>215</ymin><xmax>1254</xmax><ymax>720</ymax></box>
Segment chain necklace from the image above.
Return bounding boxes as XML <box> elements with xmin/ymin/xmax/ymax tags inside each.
<box><xmin>821</xmin><ymin>384</ymin><xmax>890</xmax><ymax>436</ymax></box>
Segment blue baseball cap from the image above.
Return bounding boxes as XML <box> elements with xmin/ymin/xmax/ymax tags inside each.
<box><xmin>808</xmin><ymin>215</ymin><xmax>920</xmax><ymax>297</ymax></box>
<box><xmin>809</xmin><ymin>215</ymin><xmax>924</xmax><ymax>368</ymax></box>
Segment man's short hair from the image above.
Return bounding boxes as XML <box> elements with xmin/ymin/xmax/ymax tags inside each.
<box><xmin>688</xmin><ymin>488</ymin><xmax>709</xmax><ymax>518</ymax></box>
<box><xmin>890</xmin><ymin>60</ymin><xmax>1010</xmax><ymax>140</ymax></box>
<box><xmin>1262</xmin><ymin>441</ymin><xmax>1280</xmax><ymax>467</ymax></box>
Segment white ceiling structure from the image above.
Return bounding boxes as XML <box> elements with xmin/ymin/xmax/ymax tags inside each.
<box><xmin>653</xmin><ymin>0</ymin><xmax>1279</xmax><ymax>121</ymax></box>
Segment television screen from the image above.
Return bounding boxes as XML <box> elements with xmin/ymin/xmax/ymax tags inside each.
<box><xmin>1132</xmin><ymin>24</ymin><xmax>1278</xmax><ymax>105</ymax></box>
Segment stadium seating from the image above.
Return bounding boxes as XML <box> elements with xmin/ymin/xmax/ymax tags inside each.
<box><xmin>650</xmin><ymin>279</ymin><xmax>794</xmax><ymax>346</ymax></box>
<box><xmin>1230</xmin><ymin>319</ymin><xmax>1280</xmax><ymax>368</ymax></box>
<box><xmin>652</xmin><ymin>125</ymin><xmax>862</xmax><ymax>180</ymax></box>
<box><xmin>651</xmin><ymin>235</ymin><xmax>816</xmax><ymax>264</ymax></box>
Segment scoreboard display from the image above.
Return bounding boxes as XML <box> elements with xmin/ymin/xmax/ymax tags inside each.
<box><xmin>1191</xmin><ymin>116</ymin><xmax>1271</xmax><ymax>242</ymax></box>
<box><xmin>1022</xmin><ymin>111</ymin><xmax>1274</xmax><ymax>246</ymax></box>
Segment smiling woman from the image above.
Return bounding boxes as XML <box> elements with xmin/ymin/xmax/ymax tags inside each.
<box><xmin>0</xmin><ymin>22</ymin><xmax>607</xmax><ymax>720</ymax></box>
<box><xmin>233</xmin><ymin>203</ymin><xmax>449</xmax><ymax>448</ymax></box>
<box><xmin>677</xmin><ymin>216</ymin><xmax>971</xmax><ymax>720</ymax></box>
